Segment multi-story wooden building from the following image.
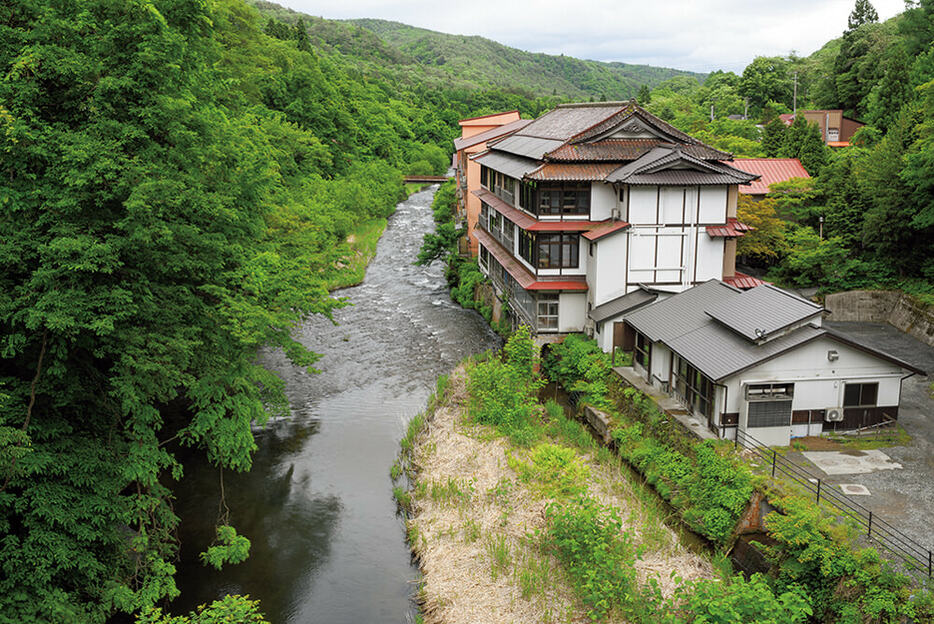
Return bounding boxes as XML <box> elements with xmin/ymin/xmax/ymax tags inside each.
<box><xmin>467</xmin><ymin>100</ymin><xmax>763</xmax><ymax>347</ymax></box>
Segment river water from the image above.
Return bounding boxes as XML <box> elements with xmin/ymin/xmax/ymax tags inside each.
<box><xmin>170</xmin><ymin>186</ymin><xmax>501</xmax><ymax>622</ymax></box>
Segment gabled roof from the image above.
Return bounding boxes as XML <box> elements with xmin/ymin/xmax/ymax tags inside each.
<box><xmin>624</xmin><ymin>281</ymin><xmax>925</xmax><ymax>381</ymax></box>
<box><xmin>732</xmin><ymin>158</ymin><xmax>810</xmax><ymax>195</ymax></box>
<box><xmin>453</xmin><ymin>118</ymin><xmax>532</xmax><ymax>152</ymax></box>
<box><xmin>705</xmin><ymin>284</ymin><xmax>822</xmax><ymax>342</ymax></box>
<box><xmin>546</xmin><ymin>140</ymin><xmax>724</xmax><ymax>162</ymax></box>
<box><xmin>606</xmin><ymin>148</ymin><xmax>758</xmax><ymax>185</ymax></box>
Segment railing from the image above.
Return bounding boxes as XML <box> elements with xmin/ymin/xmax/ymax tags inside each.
<box><xmin>734</xmin><ymin>428</ymin><xmax>932</xmax><ymax>579</ymax></box>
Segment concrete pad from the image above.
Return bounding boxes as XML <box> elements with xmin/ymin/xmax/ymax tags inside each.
<box><xmin>802</xmin><ymin>450</ymin><xmax>903</xmax><ymax>475</ymax></box>
<box><xmin>840</xmin><ymin>484</ymin><xmax>871</xmax><ymax>496</ymax></box>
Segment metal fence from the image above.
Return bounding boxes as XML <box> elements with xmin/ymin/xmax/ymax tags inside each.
<box><xmin>734</xmin><ymin>428</ymin><xmax>933</xmax><ymax>579</ymax></box>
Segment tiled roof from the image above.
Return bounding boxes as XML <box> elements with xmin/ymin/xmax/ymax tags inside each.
<box><xmin>607</xmin><ymin>148</ymin><xmax>758</xmax><ymax>185</ymax></box>
<box><xmin>723</xmin><ymin>271</ymin><xmax>767</xmax><ymax>289</ymax></box>
<box><xmin>732</xmin><ymin>158</ymin><xmax>810</xmax><ymax>195</ymax></box>
<box><xmin>706</xmin><ymin>218</ymin><xmax>754</xmax><ymax>238</ymax></box>
<box><xmin>545</xmin><ymin>140</ymin><xmax>725</xmax><ymax>162</ymax></box>
<box><xmin>582</xmin><ymin>220</ymin><xmax>630</xmax><ymax>241</ymax></box>
<box><xmin>453</xmin><ymin>118</ymin><xmax>532</xmax><ymax>152</ymax></box>
<box><xmin>516</xmin><ymin>103</ymin><xmax>626</xmax><ymax>140</ymax></box>
<box><xmin>476</xmin><ymin>229</ymin><xmax>588</xmax><ymax>292</ymax></box>
<box><xmin>705</xmin><ymin>283</ymin><xmax>822</xmax><ymax>342</ymax></box>
<box><xmin>526</xmin><ymin>163</ymin><xmax>621</xmax><ymax>181</ymax></box>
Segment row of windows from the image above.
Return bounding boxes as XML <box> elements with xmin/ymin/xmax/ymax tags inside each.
<box><xmin>478</xmin><ymin>244</ymin><xmax>561</xmax><ymax>332</ymax></box>
<box><xmin>482</xmin><ymin>167</ymin><xmax>590</xmax><ymax>217</ymax></box>
<box><xmin>479</xmin><ymin>203</ymin><xmax>580</xmax><ymax>269</ymax></box>
<box><xmin>673</xmin><ymin>356</ymin><xmax>713</xmax><ymax>419</ymax></box>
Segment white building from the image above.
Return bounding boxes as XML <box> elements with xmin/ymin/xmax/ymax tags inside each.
<box><xmin>620</xmin><ymin>280</ymin><xmax>924</xmax><ymax>445</ymax></box>
<box><xmin>469</xmin><ymin>101</ymin><xmax>763</xmax><ymax>340</ymax></box>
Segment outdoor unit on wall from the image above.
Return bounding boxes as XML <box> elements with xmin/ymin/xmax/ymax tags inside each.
<box><xmin>825</xmin><ymin>407</ymin><xmax>845</xmax><ymax>422</ymax></box>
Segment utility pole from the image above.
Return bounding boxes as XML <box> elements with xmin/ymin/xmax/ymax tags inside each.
<box><xmin>710</xmin><ymin>104</ymin><xmax>714</xmax><ymax>122</ymax></box>
<box><xmin>793</xmin><ymin>72</ymin><xmax>798</xmax><ymax>114</ymax></box>
<box><xmin>744</xmin><ymin>98</ymin><xmax>748</xmax><ymax>120</ymax></box>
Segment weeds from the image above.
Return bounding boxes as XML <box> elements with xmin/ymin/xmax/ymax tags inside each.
<box><xmin>486</xmin><ymin>534</ymin><xmax>511</xmax><ymax>580</ymax></box>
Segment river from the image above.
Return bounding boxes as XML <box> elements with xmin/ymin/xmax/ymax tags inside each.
<box><xmin>170</xmin><ymin>185</ymin><xmax>501</xmax><ymax>622</ymax></box>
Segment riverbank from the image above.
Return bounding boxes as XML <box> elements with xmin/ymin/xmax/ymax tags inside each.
<box><xmin>325</xmin><ymin>185</ymin><xmax>432</xmax><ymax>291</ymax></box>
<box><xmin>398</xmin><ymin>361</ymin><xmax>714</xmax><ymax>624</ymax></box>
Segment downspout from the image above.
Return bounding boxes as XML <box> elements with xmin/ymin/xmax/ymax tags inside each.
<box><xmin>714</xmin><ymin>381</ymin><xmax>729</xmax><ymax>439</ymax></box>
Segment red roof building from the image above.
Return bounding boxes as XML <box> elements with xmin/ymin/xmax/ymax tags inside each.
<box><xmin>732</xmin><ymin>158</ymin><xmax>810</xmax><ymax>196</ymax></box>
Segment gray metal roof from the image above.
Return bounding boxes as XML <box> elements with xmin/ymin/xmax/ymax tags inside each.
<box><xmin>624</xmin><ymin>280</ymin><xmax>738</xmax><ymax>343</ymax></box>
<box><xmin>624</xmin><ymin>281</ymin><xmax>924</xmax><ymax>381</ymax></box>
<box><xmin>606</xmin><ymin>148</ymin><xmax>759</xmax><ymax>185</ymax></box>
<box><xmin>453</xmin><ymin>118</ymin><xmax>532</xmax><ymax>152</ymax></box>
<box><xmin>489</xmin><ymin>135</ymin><xmax>565</xmax><ymax>160</ymax></box>
<box><xmin>589</xmin><ymin>289</ymin><xmax>657</xmax><ymax>324</ymax></box>
<box><xmin>472</xmin><ymin>150</ymin><xmax>539</xmax><ymax>179</ymax></box>
<box><xmin>626</xmin><ymin>171</ymin><xmax>751</xmax><ymax>185</ymax></box>
<box><xmin>667</xmin><ymin>322</ymin><xmax>825</xmax><ymax>381</ymax></box>
<box><xmin>705</xmin><ymin>284</ymin><xmax>822</xmax><ymax>341</ymax></box>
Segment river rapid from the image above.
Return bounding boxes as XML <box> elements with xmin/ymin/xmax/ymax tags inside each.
<box><xmin>170</xmin><ymin>185</ymin><xmax>501</xmax><ymax>622</ymax></box>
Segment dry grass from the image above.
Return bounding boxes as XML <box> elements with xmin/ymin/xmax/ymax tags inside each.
<box><xmin>406</xmin><ymin>366</ymin><xmax>714</xmax><ymax>624</ymax></box>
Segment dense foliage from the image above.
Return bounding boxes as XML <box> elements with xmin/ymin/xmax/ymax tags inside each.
<box><xmin>0</xmin><ymin>0</ymin><xmax>546</xmax><ymax>620</ymax></box>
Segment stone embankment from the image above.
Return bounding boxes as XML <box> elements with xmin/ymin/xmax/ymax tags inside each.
<box><xmin>824</xmin><ymin>290</ymin><xmax>934</xmax><ymax>347</ymax></box>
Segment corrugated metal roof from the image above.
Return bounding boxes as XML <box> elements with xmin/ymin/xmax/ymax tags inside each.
<box><xmin>527</xmin><ymin>163</ymin><xmax>620</xmax><ymax>181</ymax></box>
<box><xmin>706</xmin><ymin>218</ymin><xmax>754</xmax><ymax>238</ymax></box>
<box><xmin>453</xmin><ymin>119</ymin><xmax>532</xmax><ymax>152</ymax></box>
<box><xmin>582</xmin><ymin>220</ymin><xmax>630</xmax><ymax>241</ymax></box>
<box><xmin>517</xmin><ymin>103</ymin><xmax>625</xmax><ymax>140</ymax></box>
<box><xmin>488</xmin><ymin>135</ymin><xmax>565</xmax><ymax>160</ymax></box>
<box><xmin>705</xmin><ymin>284</ymin><xmax>822</xmax><ymax>342</ymax></box>
<box><xmin>732</xmin><ymin>158</ymin><xmax>810</xmax><ymax>195</ymax></box>
<box><xmin>472</xmin><ymin>150</ymin><xmax>539</xmax><ymax>179</ymax></box>
<box><xmin>723</xmin><ymin>272</ymin><xmax>768</xmax><ymax>289</ymax></box>
<box><xmin>589</xmin><ymin>289</ymin><xmax>657</xmax><ymax>323</ymax></box>
<box><xmin>625</xmin><ymin>280</ymin><xmax>738</xmax><ymax>344</ymax></box>
<box><xmin>475</xmin><ymin>229</ymin><xmax>587</xmax><ymax>292</ymax></box>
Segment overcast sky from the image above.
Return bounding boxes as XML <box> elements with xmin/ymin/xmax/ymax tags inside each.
<box><xmin>275</xmin><ymin>0</ymin><xmax>904</xmax><ymax>73</ymax></box>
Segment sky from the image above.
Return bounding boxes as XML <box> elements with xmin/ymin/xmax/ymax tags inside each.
<box><xmin>274</xmin><ymin>0</ymin><xmax>905</xmax><ymax>73</ymax></box>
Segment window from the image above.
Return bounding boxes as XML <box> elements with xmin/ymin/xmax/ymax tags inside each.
<box><xmin>479</xmin><ymin>202</ymin><xmax>490</xmax><ymax>232</ymax></box>
<box><xmin>518</xmin><ymin>229</ymin><xmax>533</xmax><ymax>265</ymax></box>
<box><xmin>746</xmin><ymin>382</ymin><xmax>794</xmax><ymax>428</ymax></box>
<box><xmin>520</xmin><ymin>182</ymin><xmax>535</xmax><ymax>212</ymax></box>
<box><xmin>479</xmin><ymin>246</ymin><xmax>489</xmax><ymax>271</ymax></box>
<box><xmin>536</xmin><ymin>233</ymin><xmax>579</xmax><ymax>269</ymax></box>
<box><xmin>672</xmin><ymin>356</ymin><xmax>713</xmax><ymax>419</ymax></box>
<box><xmin>843</xmin><ymin>382</ymin><xmax>878</xmax><ymax>407</ymax></box>
<box><xmin>537</xmin><ymin>294</ymin><xmax>559</xmax><ymax>331</ymax></box>
<box><xmin>502</xmin><ymin>220</ymin><xmax>515</xmax><ymax>252</ymax></box>
<box><xmin>537</xmin><ymin>184</ymin><xmax>590</xmax><ymax>216</ymax></box>
<box><xmin>480</xmin><ymin>165</ymin><xmax>489</xmax><ymax>189</ymax></box>
<box><xmin>634</xmin><ymin>332</ymin><xmax>650</xmax><ymax>369</ymax></box>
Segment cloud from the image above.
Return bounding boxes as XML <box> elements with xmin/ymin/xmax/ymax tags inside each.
<box><xmin>276</xmin><ymin>0</ymin><xmax>906</xmax><ymax>73</ymax></box>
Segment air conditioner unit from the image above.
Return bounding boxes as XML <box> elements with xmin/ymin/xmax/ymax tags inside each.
<box><xmin>825</xmin><ymin>407</ymin><xmax>844</xmax><ymax>422</ymax></box>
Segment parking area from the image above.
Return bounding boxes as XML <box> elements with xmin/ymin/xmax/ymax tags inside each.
<box><xmin>783</xmin><ymin>321</ymin><xmax>934</xmax><ymax>553</ymax></box>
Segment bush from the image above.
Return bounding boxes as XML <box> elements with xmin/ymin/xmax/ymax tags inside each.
<box><xmin>542</xmin><ymin>334</ymin><xmax>613</xmax><ymax>409</ymax></box>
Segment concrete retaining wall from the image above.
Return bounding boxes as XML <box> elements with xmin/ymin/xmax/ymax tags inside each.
<box><xmin>824</xmin><ymin>290</ymin><xmax>934</xmax><ymax>347</ymax></box>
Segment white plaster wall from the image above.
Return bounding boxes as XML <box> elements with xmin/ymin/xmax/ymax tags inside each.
<box><xmin>585</xmin><ymin>240</ymin><xmax>596</xmax><ymax>309</ymax></box>
<box><xmin>699</xmin><ymin>186</ymin><xmax>727</xmax><ymax>223</ymax></box>
<box><xmin>591</xmin><ymin>183</ymin><xmax>617</xmax><ymax>221</ymax></box>
<box><xmin>694</xmin><ymin>234</ymin><xmax>725</xmax><ymax>283</ymax></box>
<box><xmin>594</xmin><ymin>234</ymin><xmax>628</xmax><ymax>306</ymax></box>
<box><xmin>660</xmin><ymin>187</ymin><xmax>684</xmax><ymax>224</ymax></box>
<box><xmin>559</xmin><ymin>293</ymin><xmax>587</xmax><ymax>333</ymax></box>
<box><xmin>650</xmin><ymin>343</ymin><xmax>671</xmax><ymax>389</ymax></box>
<box><xmin>627</xmin><ymin>227</ymin><xmax>656</xmax><ymax>283</ymax></box>
<box><xmin>629</xmin><ymin>186</ymin><xmax>657</xmax><ymax>224</ymax></box>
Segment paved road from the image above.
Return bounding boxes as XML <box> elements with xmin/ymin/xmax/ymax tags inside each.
<box><xmin>785</xmin><ymin>321</ymin><xmax>934</xmax><ymax>558</ymax></box>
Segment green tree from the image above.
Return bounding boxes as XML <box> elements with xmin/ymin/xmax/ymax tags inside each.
<box><xmin>638</xmin><ymin>84</ymin><xmax>651</xmax><ymax>105</ymax></box>
<box><xmin>761</xmin><ymin>117</ymin><xmax>787</xmax><ymax>156</ymax></box>
<box><xmin>847</xmin><ymin>0</ymin><xmax>879</xmax><ymax>31</ymax></box>
<box><xmin>779</xmin><ymin>116</ymin><xmax>828</xmax><ymax>174</ymax></box>
<box><xmin>739</xmin><ymin>56</ymin><xmax>792</xmax><ymax>111</ymax></box>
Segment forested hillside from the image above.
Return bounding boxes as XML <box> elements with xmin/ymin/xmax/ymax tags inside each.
<box><xmin>249</xmin><ymin>1</ymin><xmax>705</xmax><ymax>100</ymax></box>
<box><xmin>0</xmin><ymin>0</ymin><xmax>546</xmax><ymax>621</ymax></box>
